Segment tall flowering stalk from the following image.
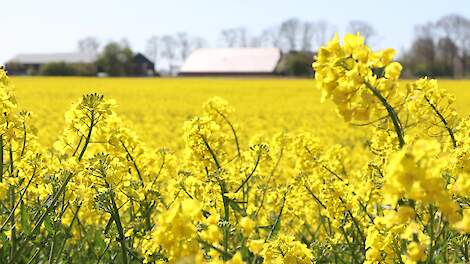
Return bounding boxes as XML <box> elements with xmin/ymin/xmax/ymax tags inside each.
<box><xmin>313</xmin><ymin>33</ymin><xmax>405</xmax><ymax>148</ymax></box>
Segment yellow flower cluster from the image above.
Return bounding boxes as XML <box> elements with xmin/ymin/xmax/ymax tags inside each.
<box><xmin>407</xmin><ymin>78</ymin><xmax>459</xmax><ymax>148</ymax></box>
<box><xmin>259</xmin><ymin>234</ymin><xmax>313</xmax><ymax>263</ymax></box>
<box><xmin>313</xmin><ymin>33</ymin><xmax>403</xmax><ymax>122</ymax></box>
<box><xmin>142</xmin><ymin>199</ymin><xmax>203</xmax><ymax>263</ymax></box>
<box><xmin>384</xmin><ymin>140</ymin><xmax>458</xmax><ymax>218</ymax></box>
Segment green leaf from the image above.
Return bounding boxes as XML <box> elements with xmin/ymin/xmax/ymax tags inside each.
<box><xmin>228</xmin><ymin>200</ymin><xmax>246</xmax><ymax>216</ymax></box>
<box><xmin>0</xmin><ymin>230</ymin><xmax>8</xmax><ymax>243</ymax></box>
<box><xmin>20</xmin><ymin>204</ymin><xmax>31</xmax><ymax>235</ymax></box>
<box><xmin>44</xmin><ymin>214</ymin><xmax>54</xmax><ymax>233</ymax></box>
<box><xmin>0</xmin><ymin>230</ymin><xmax>9</xmax><ymax>258</ymax></box>
<box><xmin>95</xmin><ymin>231</ymin><xmax>106</xmax><ymax>250</ymax></box>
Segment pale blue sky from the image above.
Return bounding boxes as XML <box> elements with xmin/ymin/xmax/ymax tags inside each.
<box><xmin>2</xmin><ymin>0</ymin><xmax>470</xmax><ymax>64</ymax></box>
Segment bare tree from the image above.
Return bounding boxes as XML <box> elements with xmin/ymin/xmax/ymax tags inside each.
<box><xmin>415</xmin><ymin>22</ymin><xmax>436</xmax><ymax>39</ymax></box>
<box><xmin>149</xmin><ymin>34</ymin><xmax>206</xmax><ymax>75</ymax></box>
<box><xmin>259</xmin><ymin>26</ymin><xmax>282</xmax><ymax>48</ymax></box>
<box><xmin>176</xmin><ymin>34</ymin><xmax>207</xmax><ymax>61</ymax></box>
<box><xmin>411</xmin><ymin>37</ymin><xmax>436</xmax><ymax>64</ymax></box>
<box><xmin>300</xmin><ymin>22</ymin><xmax>316</xmax><ymax>51</ymax></box>
<box><xmin>192</xmin><ymin>37</ymin><xmax>207</xmax><ymax>50</ymax></box>
<box><xmin>312</xmin><ymin>20</ymin><xmax>336</xmax><ymax>49</ymax></box>
<box><xmin>77</xmin><ymin>37</ymin><xmax>100</xmax><ymax>54</ymax></box>
<box><xmin>176</xmin><ymin>33</ymin><xmax>191</xmax><ymax>61</ymax></box>
<box><xmin>280</xmin><ymin>18</ymin><xmax>301</xmax><ymax>51</ymax></box>
<box><xmin>160</xmin><ymin>35</ymin><xmax>178</xmax><ymax>75</ymax></box>
<box><xmin>219</xmin><ymin>27</ymin><xmax>248</xmax><ymax>47</ymax></box>
<box><xmin>436</xmin><ymin>14</ymin><xmax>470</xmax><ymax>75</ymax></box>
<box><xmin>238</xmin><ymin>27</ymin><xmax>248</xmax><ymax>47</ymax></box>
<box><xmin>347</xmin><ymin>20</ymin><xmax>376</xmax><ymax>44</ymax></box>
<box><xmin>437</xmin><ymin>37</ymin><xmax>458</xmax><ymax>74</ymax></box>
<box><xmin>220</xmin><ymin>28</ymin><xmax>239</xmax><ymax>47</ymax></box>
<box><xmin>249</xmin><ymin>36</ymin><xmax>263</xmax><ymax>47</ymax></box>
<box><xmin>145</xmin><ymin>36</ymin><xmax>160</xmax><ymax>70</ymax></box>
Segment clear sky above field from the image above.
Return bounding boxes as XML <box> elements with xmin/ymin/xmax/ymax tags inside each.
<box><xmin>1</xmin><ymin>0</ymin><xmax>470</xmax><ymax>64</ymax></box>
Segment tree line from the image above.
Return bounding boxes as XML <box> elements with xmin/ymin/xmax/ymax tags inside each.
<box><xmin>401</xmin><ymin>14</ymin><xmax>470</xmax><ymax>78</ymax></box>
<box><xmin>142</xmin><ymin>18</ymin><xmax>376</xmax><ymax>76</ymax></box>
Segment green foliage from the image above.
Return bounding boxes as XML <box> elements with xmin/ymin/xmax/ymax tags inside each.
<box><xmin>96</xmin><ymin>42</ymin><xmax>135</xmax><ymax>77</ymax></box>
<box><xmin>73</xmin><ymin>63</ymin><xmax>99</xmax><ymax>76</ymax></box>
<box><xmin>40</xmin><ymin>62</ymin><xmax>77</xmax><ymax>76</ymax></box>
<box><xmin>39</xmin><ymin>62</ymin><xmax>97</xmax><ymax>76</ymax></box>
<box><xmin>277</xmin><ymin>51</ymin><xmax>314</xmax><ymax>76</ymax></box>
<box><xmin>5</xmin><ymin>62</ymin><xmax>29</xmax><ymax>75</ymax></box>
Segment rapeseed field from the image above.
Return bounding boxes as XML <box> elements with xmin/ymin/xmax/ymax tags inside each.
<box><xmin>12</xmin><ymin>77</ymin><xmax>470</xmax><ymax>150</ymax></box>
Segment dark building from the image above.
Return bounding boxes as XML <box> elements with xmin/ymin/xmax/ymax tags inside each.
<box><xmin>132</xmin><ymin>53</ymin><xmax>157</xmax><ymax>76</ymax></box>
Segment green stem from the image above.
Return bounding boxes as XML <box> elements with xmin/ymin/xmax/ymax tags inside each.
<box><xmin>201</xmin><ymin>135</ymin><xmax>230</xmax><ymax>260</ymax></box>
<box><xmin>77</xmin><ymin>111</ymin><xmax>95</xmax><ymax>161</ymax></box>
<box><xmin>252</xmin><ymin>192</ymin><xmax>287</xmax><ymax>264</ymax></box>
<box><xmin>8</xmin><ymin>142</ymin><xmax>16</xmax><ymax>260</ymax></box>
<box><xmin>305</xmin><ymin>147</ymin><xmax>344</xmax><ymax>181</ymax></box>
<box><xmin>198</xmin><ymin>238</ymin><xmax>232</xmax><ymax>258</ymax></box>
<box><xmin>463</xmin><ymin>241</ymin><xmax>469</xmax><ymax>263</ymax></box>
<box><xmin>339</xmin><ymin>226</ymin><xmax>358</xmax><ymax>263</ymax></box>
<box><xmin>265</xmin><ymin>192</ymin><xmax>287</xmax><ymax>242</ymax></box>
<box><xmin>219</xmin><ymin>181</ymin><xmax>230</xmax><ymax>261</ymax></box>
<box><xmin>234</xmin><ymin>151</ymin><xmax>261</xmax><ymax>193</ymax></box>
<box><xmin>347</xmin><ymin>209</ymin><xmax>366</xmax><ymax>254</ymax></box>
<box><xmin>9</xmin><ymin>185</ymin><xmax>16</xmax><ymax>260</ymax></box>
<box><xmin>20</xmin><ymin>121</ymin><xmax>27</xmax><ymax>157</ymax></box>
<box><xmin>72</xmin><ymin>136</ymin><xmax>83</xmax><ymax>157</ymax></box>
<box><xmin>215</xmin><ymin>110</ymin><xmax>241</xmax><ymax>158</ymax></box>
<box><xmin>424</xmin><ymin>96</ymin><xmax>457</xmax><ymax>148</ymax></box>
<box><xmin>304</xmin><ymin>185</ymin><xmax>327</xmax><ymax>209</ymax></box>
<box><xmin>201</xmin><ymin>135</ymin><xmax>221</xmax><ymax>169</ymax></box>
<box><xmin>109</xmin><ymin>190</ymin><xmax>129</xmax><ymax>264</ymax></box>
<box><xmin>0</xmin><ymin>169</ymin><xmax>36</xmax><ymax>232</ymax></box>
<box><xmin>0</xmin><ymin>135</ymin><xmax>3</xmax><ymax>182</ymax></box>
<box><xmin>96</xmin><ymin>242</ymin><xmax>110</xmax><ymax>264</ymax></box>
<box><xmin>48</xmin><ymin>233</ymin><xmax>56</xmax><ymax>264</ymax></box>
<box><xmin>365</xmin><ymin>81</ymin><xmax>405</xmax><ymax>148</ymax></box>
<box><xmin>26</xmin><ymin>248</ymin><xmax>40</xmax><ymax>264</ymax></box>
<box><xmin>53</xmin><ymin>204</ymin><xmax>81</xmax><ymax>264</ymax></box>
<box><xmin>29</xmin><ymin>172</ymin><xmax>73</xmax><ymax>238</ymax></box>
<box><xmin>120</xmin><ymin>140</ymin><xmax>144</xmax><ymax>185</ymax></box>
<box><xmin>428</xmin><ymin>205</ymin><xmax>435</xmax><ymax>263</ymax></box>
<box><xmin>338</xmin><ymin>197</ymin><xmax>366</xmax><ymax>254</ymax></box>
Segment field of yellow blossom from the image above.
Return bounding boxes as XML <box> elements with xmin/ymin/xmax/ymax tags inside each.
<box><xmin>1</xmin><ymin>33</ymin><xmax>470</xmax><ymax>263</ymax></box>
<box><xmin>11</xmin><ymin>77</ymin><xmax>470</xmax><ymax>150</ymax></box>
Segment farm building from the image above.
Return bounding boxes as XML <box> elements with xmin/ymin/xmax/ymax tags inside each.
<box><xmin>178</xmin><ymin>48</ymin><xmax>282</xmax><ymax>76</ymax></box>
<box><xmin>131</xmin><ymin>53</ymin><xmax>157</xmax><ymax>76</ymax></box>
<box><xmin>6</xmin><ymin>52</ymin><xmax>156</xmax><ymax>76</ymax></box>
